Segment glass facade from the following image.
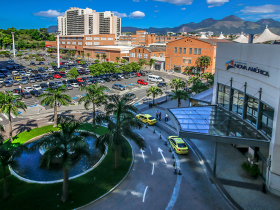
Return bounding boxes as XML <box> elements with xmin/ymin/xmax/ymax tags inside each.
<box><xmin>260</xmin><ymin>104</ymin><xmax>274</xmax><ymax>139</ymax></box>
<box><xmin>217</xmin><ymin>84</ymin><xmax>230</xmax><ymax>110</ymax></box>
<box><xmin>232</xmin><ymin>89</ymin><xmax>244</xmax><ymax>116</ymax></box>
<box><xmin>246</xmin><ymin>96</ymin><xmax>258</xmax><ymax>126</ymax></box>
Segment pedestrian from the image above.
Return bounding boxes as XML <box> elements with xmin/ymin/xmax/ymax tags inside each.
<box><xmin>159</xmin><ymin>112</ymin><xmax>161</xmax><ymax>121</ymax></box>
<box><xmin>156</xmin><ymin>110</ymin><xmax>159</xmax><ymax>119</ymax></box>
<box><xmin>165</xmin><ymin>114</ymin><xmax>169</xmax><ymax>122</ymax></box>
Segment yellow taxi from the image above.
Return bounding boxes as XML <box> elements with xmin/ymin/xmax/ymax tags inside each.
<box><xmin>136</xmin><ymin>114</ymin><xmax>157</xmax><ymax>126</ymax></box>
<box><xmin>14</xmin><ymin>76</ymin><xmax>21</xmax><ymax>81</ymax></box>
<box><xmin>168</xmin><ymin>136</ymin><xmax>189</xmax><ymax>154</ymax></box>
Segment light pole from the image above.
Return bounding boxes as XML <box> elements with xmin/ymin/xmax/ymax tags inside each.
<box><xmin>11</xmin><ymin>32</ymin><xmax>15</xmax><ymax>58</ymax></box>
<box><xmin>55</xmin><ymin>31</ymin><xmax>61</xmax><ymax>68</ymax></box>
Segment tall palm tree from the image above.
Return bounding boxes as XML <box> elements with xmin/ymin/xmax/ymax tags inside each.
<box><xmin>187</xmin><ymin>75</ymin><xmax>200</xmax><ymax>85</ymax></box>
<box><xmin>30</xmin><ymin>116</ymin><xmax>91</xmax><ymax>202</ymax></box>
<box><xmin>148</xmin><ymin>58</ymin><xmax>156</xmax><ymax>70</ymax></box>
<box><xmin>169</xmin><ymin>90</ymin><xmax>190</xmax><ymax>107</ymax></box>
<box><xmin>191</xmin><ymin>81</ymin><xmax>209</xmax><ymax>94</ymax></box>
<box><xmin>102</xmin><ymin>54</ymin><xmax>107</xmax><ymax>62</ymax></box>
<box><xmin>0</xmin><ymin>92</ymin><xmax>26</xmax><ymax>141</ymax></box>
<box><xmin>81</xmin><ymin>52</ymin><xmax>85</xmax><ymax>58</ymax></box>
<box><xmin>170</xmin><ymin>78</ymin><xmax>186</xmax><ymax>91</ymax></box>
<box><xmin>86</xmin><ymin>53</ymin><xmax>90</xmax><ymax>62</ymax></box>
<box><xmin>202</xmin><ymin>72</ymin><xmax>213</xmax><ymax>82</ymax></box>
<box><xmin>78</xmin><ymin>84</ymin><xmax>108</xmax><ymax>127</ymax></box>
<box><xmin>146</xmin><ymin>86</ymin><xmax>163</xmax><ymax>105</ymax></box>
<box><xmin>95</xmin><ymin>94</ymin><xmax>145</xmax><ymax>169</ymax></box>
<box><xmin>39</xmin><ymin>87</ymin><xmax>71</xmax><ymax>127</ymax></box>
<box><xmin>195</xmin><ymin>56</ymin><xmax>212</xmax><ymax>74</ymax></box>
<box><xmin>115</xmin><ymin>57</ymin><xmax>120</xmax><ymax>63</ymax></box>
<box><xmin>96</xmin><ymin>54</ymin><xmax>100</xmax><ymax>61</ymax></box>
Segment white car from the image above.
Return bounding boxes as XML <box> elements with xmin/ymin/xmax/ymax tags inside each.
<box><xmin>25</xmin><ymin>72</ymin><xmax>31</xmax><ymax>76</ymax></box>
<box><xmin>12</xmin><ymin>71</ymin><xmax>19</xmax><ymax>76</ymax></box>
<box><xmin>41</xmin><ymin>73</ymin><xmax>48</xmax><ymax>77</ymax></box>
<box><xmin>72</xmin><ymin>83</ymin><xmax>79</xmax><ymax>88</ymax></box>
<box><xmin>32</xmin><ymin>85</ymin><xmax>41</xmax><ymax>90</ymax></box>
<box><xmin>119</xmin><ymin>75</ymin><xmax>124</xmax><ymax>79</ymax></box>
<box><xmin>23</xmin><ymin>87</ymin><xmax>33</xmax><ymax>92</ymax></box>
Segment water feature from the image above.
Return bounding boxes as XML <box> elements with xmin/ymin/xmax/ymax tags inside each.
<box><xmin>11</xmin><ymin>134</ymin><xmax>103</xmax><ymax>182</ymax></box>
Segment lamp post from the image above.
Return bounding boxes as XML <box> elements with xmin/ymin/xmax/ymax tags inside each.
<box><xmin>55</xmin><ymin>31</ymin><xmax>61</xmax><ymax>68</ymax></box>
<box><xmin>11</xmin><ymin>32</ymin><xmax>15</xmax><ymax>58</ymax></box>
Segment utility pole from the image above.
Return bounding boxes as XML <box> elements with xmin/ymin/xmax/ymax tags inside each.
<box><xmin>56</xmin><ymin>31</ymin><xmax>61</xmax><ymax>68</ymax></box>
<box><xmin>11</xmin><ymin>32</ymin><xmax>15</xmax><ymax>58</ymax></box>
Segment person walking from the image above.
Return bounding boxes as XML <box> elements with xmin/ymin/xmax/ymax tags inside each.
<box><xmin>165</xmin><ymin>114</ymin><xmax>169</xmax><ymax>122</ymax></box>
<box><xmin>156</xmin><ymin>110</ymin><xmax>159</xmax><ymax>119</ymax></box>
<box><xmin>159</xmin><ymin>112</ymin><xmax>161</xmax><ymax>121</ymax></box>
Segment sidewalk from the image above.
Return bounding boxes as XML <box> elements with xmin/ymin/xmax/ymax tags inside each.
<box><xmin>138</xmin><ymin>99</ymin><xmax>280</xmax><ymax>210</ymax></box>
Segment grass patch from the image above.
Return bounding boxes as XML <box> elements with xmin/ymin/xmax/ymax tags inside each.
<box><xmin>0</xmin><ymin>124</ymin><xmax>133</xmax><ymax>210</ymax></box>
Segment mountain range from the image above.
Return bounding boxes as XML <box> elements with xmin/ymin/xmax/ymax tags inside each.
<box><xmin>47</xmin><ymin>15</ymin><xmax>280</xmax><ymax>35</ymax></box>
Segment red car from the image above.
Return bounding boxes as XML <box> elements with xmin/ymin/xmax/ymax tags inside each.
<box><xmin>136</xmin><ymin>72</ymin><xmax>141</xmax><ymax>77</ymax></box>
<box><xmin>137</xmin><ymin>79</ymin><xmax>148</xmax><ymax>85</ymax></box>
<box><xmin>53</xmin><ymin>74</ymin><xmax>61</xmax><ymax>79</ymax></box>
<box><xmin>77</xmin><ymin>78</ymin><xmax>84</xmax><ymax>82</ymax></box>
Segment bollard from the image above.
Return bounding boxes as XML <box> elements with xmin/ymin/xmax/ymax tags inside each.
<box><xmin>165</xmin><ymin>141</ymin><xmax>167</xmax><ymax>146</ymax></box>
<box><xmin>146</xmin><ymin>123</ymin><xmax>148</xmax><ymax>128</ymax></box>
<box><xmin>178</xmin><ymin>169</ymin><xmax>182</xmax><ymax>175</ymax></box>
<box><xmin>173</xmin><ymin>161</ymin><xmax>176</xmax><ymax>167</ymax></box>
<box><xmin>172</xmin><ymin>153</ymin><xmax>175</xmax><ymax>159</ymax></box>
<box><xmin>262</xmin><ymin>183</ymin><xmax>266</xmax><ymax>194</ymax></box>
<box><xmin>174</xmin><ymin>167</ymin><xmax>177</xmax><ymax>175</ymax></box>
<box><xmin>159</xmin><ymin>134</ymin><xmax>162</xmax><ymax>139</ymax></box>
<box><xmin>153</xmin><ymin>129</ymin><xmax>155</xmax><ymax>133</ymax></box>
<box><xmin>169</xmin><ymin>147</ymin><xmax>172</xmax><ymax>152</ymax></box>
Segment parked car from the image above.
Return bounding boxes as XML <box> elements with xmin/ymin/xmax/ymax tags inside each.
<box><xmin>21</xmin><ymin>92</ymin><xmax>32</xmax><ymax>99</ymax></box>
<box><xmin>13</xmin><ymin>93</ymin><xmax>22</xmax><ymax>100</ymax></box>
<box><xmin>97</xmin><ymin>78</ymin><xmax>105</xmax><ymax>83</ymax></box>
<box><xmin>53</xmin><ymin>74</ymin><xmax>61</xmax><ymax>79</ymax></box>
<box><xmin>32</xmin><ymin>85</ymin><xmax>41</xmax><ymax>90</ymax></box>
<box><xmin>19</xmin><ymin>79</ymin><xmax>28</xmax><ymax>84</ymax></box>
<box><xmin>112</xmin><ymin>84</ymin><xmax>125</xmax><ymax>91</ymax></box>
<box><xmin>30</xmin><ymin>62</ymin><xmax>36</xmax><ymax>66</ymax></box>
<box><xmin>66</xmin><ymin>84</ymin><xmax>73</xmax><ymax>90</ymax></box>
<box><xmin>54</xmin><ymin>81</ymin><xmax>63</xmax><ymax>87</ymax></box>
<box><xmin>157</xmin><ymin>82</ymin><xmax>167</xmax><ymax>87</ymax></box>
<box><xmin>4</xmin><ymin>81</ymin><xmax>13</xmax><ymax>87</ymax></box>
<box><xmin>13</xmin><ymin>80</ymin><xmax>20</xmax><ymax>86</ymax></box>
<box><xmin>30</xmin><ymin>90</ymin><xmax>41</xmax><ymax>97</ymax></box>
<box><xmin>23</xmin><ymin>87</ymin><xmax>33</xmax><ymax>92</ymax></box>
<box><xmin>47</xmin><ymin>75</ymin><xmax>54</xmax><ymax>80</ymax></box>
<box><xmin>137</xmin><ymin>79</ymin><xmax>148</xmax><ymax>85</ymax></box>
<box><xmin>34</xmin><ymin>77</ymin><xmax>42</xmax><ymax>82</ymax></box>
<box><xmin>29</xmin><ymin>78</ymin><xmax>35</xmax><ymax>83</ymax></box>
<box><xmin>136</xmin><ymin>72</ymin><xmax>141</xmax><ymax>77</ymax></box>
<box><xmin>13</xmin><ymin>88</ymin><xmax>23</xmax><ymax>94</ymax></box>
<box><xmin>126</xmin><ymin>93</ymin><xmax>136</xmax><ymax>100</ymax></box>
<box><xmin>40</xmin><ymin>83</ymin><xmax>48</xmax><ymax>89</ymax></box>
<box><xmin>72</xmin><ymin>83</ymin><xmax>79</xmax><ymax>88</ymax></box>
<box><xmin>38</xmin><ymin>62</ymin><xmax>45</xmax><ymax>65</ymax></box>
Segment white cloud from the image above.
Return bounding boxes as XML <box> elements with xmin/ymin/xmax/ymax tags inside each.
<box><xmin>207</xmin><ymin>0</ymin><xmax>229</xmax><ymax>8</ymax></box>
<box><xmin>154</xmin><ymin>10</ymin><xmax>160</xmax><ymax>12</ymax></box>
<box><xmin>181</xmin><ymin>8</ymin><xmax>186</xmax><ymax>10</ymax></box>
<box><xmin>112</xmin><ymin>11</ymin><xmax>128</xmax><ymax>18</ymax></box>
<box><xmin>133</xmin><ymin>0</ymin><xmax>139</xmax><ymax>2</ymax></box>
<box><xmin>155</xmin><ymin>5</ymin><xmax>158</xmax><ymax>7</ymax></box>
<box><xmin>260</xmin><ymin>14</ymin><xmax>280</xmax><ymax>19</ymax></box>
<box><xmin>129</xmin><ymin>11</ymin><xmax>145</xmax><ymax>19</ymax></box>
<box><xmin>153</xmin><ymin>0</ymin><xmax>193</xmax><ymax>6</ymax></box>
<box><xmin>33</xmin><ymin>9</ymin><xmax>64</xmax><ymax>17</ymax></box>
<box><xmin>237</xmin><ymin>3</ymin><xmax>244</xmax><ymax>6</ymax></box>
<box><xmin>240</xmin><ymin>4</ymin><xmax>280</xmax><ymax>14</ymax></box>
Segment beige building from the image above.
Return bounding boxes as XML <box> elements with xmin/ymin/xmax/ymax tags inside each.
<box><xmin>57</xmin><ymin>7</ymin><xmax>121</xmax><ymax>38</ymax></box>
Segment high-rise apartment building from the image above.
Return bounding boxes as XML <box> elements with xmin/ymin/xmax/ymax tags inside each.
<box><xmin>57</xmin><ymin>7</ymin><xmax>121</xmax><ymax>38</ymax></box>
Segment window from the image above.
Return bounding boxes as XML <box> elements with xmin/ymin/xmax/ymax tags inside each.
<box><xmin>86</xmin><ymin>37</ymin><xmax>92</xmax><ymax>40</ymax></box>
<box><xmin>260</xmin><ymin>104</ymin><xmax>274</xmax><ymax>139</ymax></box>
<box><xmin>135</xmin><ymin>49</ymin><xmax>137</xmax><ymax>52</ymax></box>
<box><xmin>198</xmin><ymin>48</ymin><xmax>201</xmax><ymax>55</ymax></box>
<box><xmin>232</xmin><ymin>90</ymin><xmax>244</xmax><ymax>116</ymax></box>
<box><xmin>108</xmin><ymin>38</ymin><xmax>113</xmax><ymax>41</ymax></box>
<box><xmin>67</xmin><ymin>37</ymin><xmax>71</xmax><ymax>40</ymax></box>
<box><xmin>154</xmin><ymin>54</ymin><xmax>156</xmax><ymax>56</ymax></box>
<box><xmin>94</xmin><ymin>37</ymin><xmax>100</xmax><ymax>40</ymax></box>
<box><xmin>174</xmin><ymin>47</ymin><xmax>177</xmax><ymax>53</ymax></box>
<box><xmin>183</xmin><ymin>48</ymin><xmax>186</xmax><ymax>54</ymax></box>
<box><xmin>189</xmin><ymin>48</ymin><xmax>192</xmax><ymax>54</ymax></box>
<box><xmin>130</xmin><ymin>53</ymin><xmax>135</xmax><ymax>57</ymax></box>
<box><xmin>86</xmin><ymin>42</ymin><xmax>92</xmax><ymax>45</ymax></box>
<box><xmin>78</xmin><ymin>37</ymin><xmax>83</xmax><ymax>40</ymax></box>
<box><xmin>183</xmin><ymin>59</ymin><xmax>186</xmax><ymax>63</ymax></box>
<box><xmin>179</xmin><ymin>48</ymin><xmax>182</xmax><ymax>54</ymax></box>
<box><xmin>139</xmin><ymin>49</ymin><xmax>141</xmax><ymax>53</ymax></box>
<box><xmin>101</xmin><ymin>37</ymin><xmax>106</xmax><ymax>40</ymax></box>
<box><xmin>72</xmin><ymin>37</ymin><xmax>76</xmax><ymax>40</ymax></box>
<box><xmin>62</xmin><ymin>37</ymin><xmax>65</xmax><ymax>40</ymax></box>
<box><xmin>137</xmin><ymin>53</ymin><xmax>142</xmax><ymax>58</ymax></box>
<box><xmin>72</xmin><ymin>42</ymin><xmax>76</xmax><ymax>45</ymax></box>
<box><xmin>188</xmin><ymin>59</ymin><xmax>191</xmax><ymax>64</ymax></box>
<box><xmin>94</xmin><ymin>42</ymin><xmax>100</xmax><ymax>45</ymax></box>
<box><xmin>143</xmin><ymin>49</ymin><xmax>144</xmax><ymax>53</ymax></box>
<box><xmin>78</xmin><ymin>42</ymin><xmax>82</xmax><ymax>45</ymax></box>
<box><xmin>62</xmin><ymin>41</ymin><xmax>65</xmax><ymax>44</ymax></box>
<box><xmin>217</xmin><ymin>84</ymin><xmax>230</xmax><ymax>110</ymax></box>
<box><xmin>144</xmin><ymin>54</ymin><xmax>148</xmax><ymax>59</ymax></box>
<box><xmin>246</xmin><ymin>96</ymin><xmax>258</xmax><ymax>126</ymax></box>
<box><xmin>194</xmin><ymin>48</ymin><xmax>197</xmax><ymax>55</ymax></box>
<box><xmin>67</xmin><ymin>42</ymin><xmax>70</xmax><ymax>44</ymax></box>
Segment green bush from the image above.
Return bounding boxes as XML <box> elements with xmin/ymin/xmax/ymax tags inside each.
<box><xmin>241</xmin><ymin>162</ymin><xmax>260</xmax><ymax>178</ymax></box>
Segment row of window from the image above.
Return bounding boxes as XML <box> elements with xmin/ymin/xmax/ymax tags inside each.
<box><xmin>86</xmin><ymin>37</ymin><xmax>113</xmax><ymax>41</ymax></box>
<box><xmin>61</xmin><ymin>37</ymin><xmax>83</xmax><ymax>40</ymax></box>
<box><xmin>174</xmin><ymin>47</ymin><xmax>201</xmax><ymax>55</ymax></box>
<box><xmin>130</xmin><ymin>53</ymin><xmax>148</xmax><ymax>59</ymax></box>
<box><xmin>218</xmin><ymin>84</ymin><xmax>274</xmax><ymax>139</ymax></box>
<box><xmin>61</xmin><ymin>41</ymin><xmax>83</xmax><ymax>45</ymax></box>
<box><xmin>183</xmin><ymin>59</ymin><xmax>191</xmax><ymax>64</ymax></box>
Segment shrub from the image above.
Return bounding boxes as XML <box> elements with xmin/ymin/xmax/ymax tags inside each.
<box><xmin>241</xmin><ymin>162</ymin><xmax>260</xmax><ymax>178</ymax></box>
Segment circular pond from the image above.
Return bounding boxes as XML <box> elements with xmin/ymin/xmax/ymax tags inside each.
<box><xmin>11</xmin><ymin>134</ymin><xmax>103</xmax><ymax>182</ymax></box>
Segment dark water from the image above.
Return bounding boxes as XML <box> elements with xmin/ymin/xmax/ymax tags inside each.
<box><xmin>11</xmin><ymin>135</ymin><xmax>102</xmax><ymax>182</ymax></box>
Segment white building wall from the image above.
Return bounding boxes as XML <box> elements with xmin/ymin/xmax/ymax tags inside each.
<box><xmin>213</xmin><ymin>42</ymin><xmax>280</xmax><ymax>195</ymax></box>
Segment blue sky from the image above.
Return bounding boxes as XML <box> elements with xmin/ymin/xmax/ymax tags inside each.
<box><xmin>1</xmin><ymin>0</ymin><xmax>280</xmax><ymax>29</ymax></box>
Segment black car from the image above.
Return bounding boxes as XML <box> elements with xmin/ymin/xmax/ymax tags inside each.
<box><xmin>60</xmin><ymin>73</ymin><xmax>66</xmax><ymax>78</ymax></box>
<box><xmin>38</xmin><ymin>67</ymin><xmax>45</xmax><ymax>73</ymax></box>
<box><xmin>40</xmin><ymin>83</ymin><xmax>48</xmax><ymax>88</ymax></box>
<box><xmin>30</xmin><ymin>90</ymin><xmax>41</xmax><ymax>97</ymax></box>
<box><xmin>77</xmin><ymin>70</ymin><xmax>83</xmax><ymax>75</ymax></box>
<box><xmin>77</xmin><ymin>81</ymin><xmax>86</xmax><ymax>86</ymax></box>
<box><xmin>35</xmin><ymin>77</ymin><xmax>42</xmax><ymax>82</ymax></box>
<box><xmin>158</xmin><ymin>82</ymin><xmax>167</xmax><ymax>87</ymax></box>
<box><xmin>140</xmin><ymin>72</ymin><xmax>146</xmax><ymax>76</ymax></box>
<box><xmin>7</xmin><ymin>66</ymin><xmax>13</xmax><ymax>70</ymax></box>
<box><xmin>38</xmin><ymin>62</ymin><xmax>45</xmax><ymax>65</ymax></box>
<box><xmin>41</xmin><ymin>76</ymin><xmax>48</xmax><ymax>81</ymax></box>
<box><xmin>36</xmin><ymin>74</ymin><xmax>42</xmax><ymax>78</ymax></box>
<box><xmin>30</xmin><ymin>62</ymin><xmax>36</xmax><ymax>66</ymax></box>
<box><xmin>21</xmin><ymin>92</ymin><xmax>32</xmax><ymax>99</ymax></box>
<box><xmin>116</xmin><ymin>76</ymin><xmax>122</xmax><ymax>81</ymax></box>
<box><xmin>13</xmin><ymin>88</ymin><xmax>23</xmax><ymax>94</ymax></box>
<box><xmin>4</xmin><ymin>81</ymin><xmax>12</xmax><ymax>87</ymax></box>
<box><xmin>104</xmin><ymin>77</ymin><xmax>111</xmax><ymax>82</ymax></box>
<box><xmin>47</xmin><ymin>75</ymin><xmax>54</xmax><ymax>80</ymax></box>
<box><xmin>62</xmin><ymin>80</ymin><xmax>71</xmax><ymax>85</ymax></box>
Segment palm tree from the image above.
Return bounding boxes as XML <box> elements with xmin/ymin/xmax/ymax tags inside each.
<box><xmin>59</xmin><ymin>49</ymin><xmax>64</xmax><ymax>55</ymax></box>
<box><xmin>195</xmin><ymin>56</ymin><xmax>212</xmax><ymax>74</ymax></box>
<box><xmin>95</xmin><ymin>94</ymin><xmax>145</xmax><ymax>169</ymax></box>
<box><xmin>148</xmin><ymin>58</ymin><xmax>155</xmax><ymax>70</ymax></box>
<box><xmin>96</xmin><ymin>54</ymin><xmax>100</xmax><ymax>61</ymax></box>
<box><xmin>0</xmin><ymin>140</ymin><xmax>24</xmax><ymax>199</ymax></box>
<box><xmin>30</xmin><ymin>116</ymin><xmax>91</xmax><ymax>202</ymax></box>
<box><xmin>102</xmin><ymin>54</ymin><xmax>107</xmax><ymax>62</ymax></box>
<box><xmin>121</xmin><ymin>59</ymin><xmax>127</xmax><ymax>64</ymax></box>
<box><xmin>78</xmin><ymin>84</ymin><xmax>108</xmax><ymax>127</ymax></box>
<box><xmin>187</xmin><ymin>75</ymin><xmax>200</xmax><ymax>85</ymax></box>
<box><xmin>81</xmin><ymin>52</ymin><xmax>85</xmax><ymax>58</ymax></box>
<box><xmin>115</xmin><ymin>57</ymin><xmax>120</xmax><ymax>63</ymax></box>
<box><xmin>86</xmin><ymin>53</ymin><xmax>90</xmax><ymax>62</ymax></box>
<box><xmin>0</xmin><ymin>92</ymin><xmax>26</xmax><ymax>141</ymax></box>
<box><xmin>202</xmin><ymin>72</ymin><xmax>212</xmax><ymax>81</ymax></box>
<box><xmin>39</xmin><ymin>87</ymin><xmax>71</xmax><ymax>127</ymax></box>
<box><xmin>170</xmin><ymin>78</ymin><xmax>186</xmax><ymax>91</ymax></box>
<box><xmin>146</xmin><ymin>86</ymin><xmax>163</xmax><ymax>105</ymax></box>
<box><xmin>191</xmin><ymin>81</ymin><xmax>209</xmax><ymax>94</ymax></box>
<box><xmin>169</xmin><ymin>90</ymin><xmax>190</xmax><ymax>107</ymax></box>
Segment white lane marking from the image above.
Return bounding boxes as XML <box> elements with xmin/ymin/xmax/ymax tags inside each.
<box><xmin>138</xmin><ymin>133</ymin><xmax>145</xmax><ymax>139</ymax></box>
<box><xmin>140</xmin><ymin>149</ymin><xmax>145</xmax><ymax>163</ymax></box>
<box><xmin>11</xmin><ymin>114</ymin><xmax>16</xmax><ymax>118</ymax></box>
<box><xmin>149</xmin><ymin>145</ymin><xmax>152</xmax><ymax>154</ymax></box>
<box><xmin>158</xmin><ymin>147</ymin><xmax>167</xmax><ymax>163</ymax></box>
<box><xmin>152</xmin><ymin>163</ymin><xmax>154</xmax><ymax>175</ymax></box>
<box><xmin>3</xmin><ymin>114</ymin><xmax>8</xmax><ymax>119</ymax></box>
<box><xmin>143</xmin><ymin>186</ymin><xmax>148</xmax><ymax>202</ymax></box>
<box><xmin>165</xmin><ymin>175</ymin><xmax>182</xmax><ymax>210</ymax></box>
<box><xmin>46</xmin><ymin>122</ymin><xmax>54</xmax><ymax>124</ymax></box>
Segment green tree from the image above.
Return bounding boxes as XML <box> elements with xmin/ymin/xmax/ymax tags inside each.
<box><xmin>0</xmin><ymin>140</ymin><xmax>24</xmax><ymax>199</ymax></box>
<box><xmin>96</xmin><ymin>54</ymin><xmax>100</xmax><ymax>60</ymax></box>
<box><xmin>47</xmin><ymin>48</ymin><xmax>54</xmax><ymax>53</ymax></box>
<box><xmin>187</xmin><ymin>75</ymin><xmax>200</xmax><ymax>85</ymax></box>
<box><xmin>86</xmin><ymin>53</ymin><xmax>90</xmax><ymax>62</ymax></box>
<box><xmin>95</xmin><ymin>94</ymin><xmax>145</xmax><ymax>169</ymax></box>
<box><xmin>81</xmin><ymin>52</ymin><xmax>85</xmax><ymax>58</ymax></box>
<box><xmin>0</xmin><ymin>92</ymin><xmax>26</xmax><ymax>141</ymax></box>
<box><xmin>170</xmin><ymin>78</ymin><xmax>186</xmax><ymax>91</ymax></box>
<box><xmin>121</xmin><ymin>59</ymin><xmax>127</xmax><ymax>64</ymax></box>
<box><xmin>94</xmin><ymin>59</ymin><xmax>100</xmax><ymax>63</ymax></box>
<box><xmin>169</xmin><ymin>90</ymin><xmax>190</xmax><ymax>107</ymax></box>
<box><xmin>102</xmin><ymin>54</ymin><xmax>107</xmax><ymax>62</ymax></box>
<box><xmin>50</xmin><ymin>62</ymin><xmax>57</xmax><ymax>67</ymax></box>
<box><xmin>80</xmin><ymin>60</ymin><xmax>86</xmax><ymax>65</ymax></box>
<box><xmin>115</xmin><ymin>57</ymin><xmax>120</xmax><ymax>63</ymax></box>
<box><xmin>66</xmin><ymin>67</ymin><xmax>79</xmax><ymax>79</ymax></box>
<box><xmin>78</xmin><ymin>84</ymin><xmax>108</xmax><ymax>127</ymax></box>
<box><xmin>191</xmin><ymin>81</ymin><xmax>209</xmax><ymax>94</ymax></box>
<box><xmin>59</xmin><ymin>49</ymin><xmax>64</xmax><ymax>55</ymax></box>
<box><xmin>138</xmin><ymin>59</ymin><xmax>146</xmax><ymax>67</ymax></box>
<box><xmin>89</xmin><ymin>63</ymin><xmax>106</xmax><ymax>76</ymax></box>
<box><xmin>148</xmin><ymin>58</ymin><xmax>156</xmax><ymax>69</ymax></box>
<box><xmin>146</xmin><ymin>86</ymin><xmax>163</xmax><ymax>105</ymax></box>
<box><xmin>202</xmin><ymin>72</ymin><xmax>213</xmax><ymax>82</ymax></box>
<box><xmin>30</xmin><ymin>116</ymin><xmax>91</xmax><ymax>202</ymax></box>
<box><xmin>39</xmin><ymin>87</ymin><xmax>71</xmax><ymax>127</ymax></box>
<box><xmin>195</xmin><ymin>56</ymin><xmax>212</xmax><ymax>74</ymax></box>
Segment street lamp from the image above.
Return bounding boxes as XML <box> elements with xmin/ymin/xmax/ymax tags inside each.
<box><xmin>11</xmin><ymin>32</ymin><xmax>15</xmax><ymax>58</ymax></box>
<box><xmin>55</xmin><ymin>31</ymin><xmax>61</xmax><ymax>68</ymax></box>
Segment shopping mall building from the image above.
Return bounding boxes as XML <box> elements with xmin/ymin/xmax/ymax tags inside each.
<box><xmin>167</xmin><ymin>42</ymin><xmax>280</xmax><ymax>195</ymax></box>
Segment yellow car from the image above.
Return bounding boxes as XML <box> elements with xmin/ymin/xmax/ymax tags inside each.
<box><xmin>77</xmin><ymin>57</ymin><xmax>82</xmax><ymax>60</ymax></box>
<box><xmin>136</xmin><ymin>114</ymin><xmax>157</xmax><ymax>126</ymax></box>
<box><xmin>168</xmin><ymin>136</ymin><xmax>189</xmax><ymax>154</ymax></box>
<box><xmin>14</xmin><ymin>76</ymin><xmax>21</xmax><ymax>81</ymax></box>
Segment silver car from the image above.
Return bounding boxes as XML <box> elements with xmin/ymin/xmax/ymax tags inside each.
<box><xmin>112</xmin><ymin>84</ymin><xmax>125</xmax><ymax>91</ymax></box>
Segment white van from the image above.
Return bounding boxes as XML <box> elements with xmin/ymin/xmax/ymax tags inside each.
<box><xmin>148</xmin><ymin>75</ymin><xmax>164</xmax><ymax>82</ymax></box>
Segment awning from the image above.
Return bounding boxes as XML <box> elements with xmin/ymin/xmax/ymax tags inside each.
<box><xmin>167</xmin><ymin>106</ymin><xmax>270</xmax><ymax>147</ymax></box>
<box><xmin>190</xmin><ymin>88</ymin><xmax>213</xmax><ymax>104</ymax></box>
